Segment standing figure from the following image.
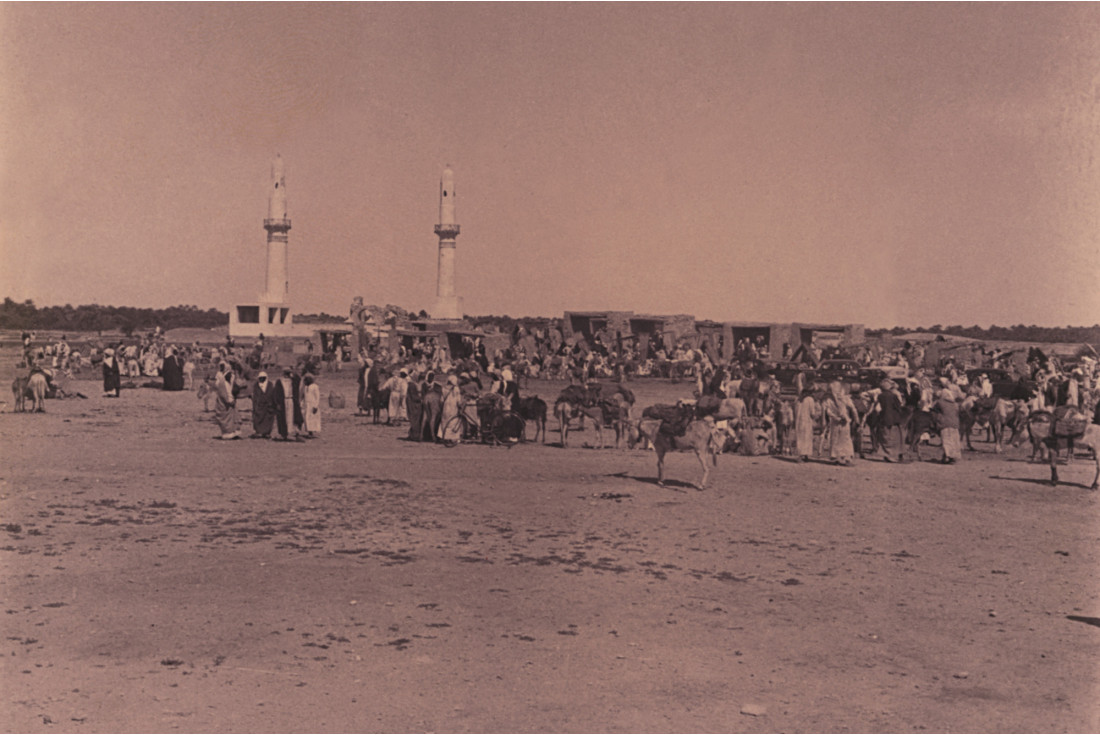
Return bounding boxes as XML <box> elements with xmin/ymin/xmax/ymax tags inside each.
<box><xmin>438</xmin><ymin>375</ymin><xmax>462</xmax><ymax>441</ymax></box>
<box><xmin>356</xmin><ymin>355</ymin><xmax>370</xmax><ymax>414</ymax></box>
<box><xmin>162</xmin><ymin>347</ymin><xmax>185</xmax><ymax>391</ymax></box>
<box><xmin>875</xmin><ymin>379</ymin><xmax>907</xmax><ymax>462</ymax></box>
<box><xmin>933</xmin><ymin>388</ymin><xmax>961</xmax><ymax>464</ymax></box>
<box><xmin>406</xmin><ymin>376</ymin><xmax>424</xmax><ymax>440</ymax></box>
<box><xmin>251</xmin><ymin>372</ymin><xmax>277</xmax><ymax>438</ymax></box>
<box><xmin>794</xmin><ymin>389</ymin><xmax>819</xmax><ymax>461</ymax></box>
<box><xmin>420</xmin><ymin>373</ymin><xmax>442</xmax><ymax>442</ymax></box>
<box><xmin>823</xmin><ymin>381</ymin><xmax>857</xmax><ymax>466</ymax></box>
<box><xmin>213</xmin><ymin>363</ymin><xmax>242</xmax><ymax>440</ymax></box>
<box><xmin>301</xmin><ymin>375</ymin><xmax>321</xmax><ymax>438</ymax></box>
<box><xmin>182</xmin><ymin>352</ymin><xmax>196</xmax><ymax>390</ymax></box>
<box><xmin>365</xmin><ymin>359</ymin><xmax>383</xmax><ymax>422</ymax></box>
<box><xmin>102</xmin><ymin>348</ymin><xmax>121</xmax><ymax>397</ymax></box>
<box><xmin>386</xmin><ymin>370</ymin><xmax>409</xmax><ymax>424</ymax></box>
<box><xmin>273</xmin><ymin>368</ymin><xmax>303</xmax><ymax>441</ymax></box>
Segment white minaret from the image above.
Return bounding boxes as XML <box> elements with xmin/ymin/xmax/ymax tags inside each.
<box><xmin>263</xmin><ymin>154</ymin><xmax>291</xmax><ymax>303</ymax></box>
<box><xmin>433</xmin><ymin>165</ymin><xmax>462</xmax><ymax>319</ymax></box>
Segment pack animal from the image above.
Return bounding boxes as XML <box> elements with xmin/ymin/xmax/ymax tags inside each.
<box><xmin>197</xmin><ymin>378</ymin><xmax>218</xmax><ymax>412</ymax></box>
<box><xmin>960</xmin><ymin>397</ymin><xmax>1028</xmax><ymax>453</ymax></box>
<box><xmin>514</xmin><ymin>395</ymin><xmax>548</xmax><ymax>443</ymax></box>
<box><xmin>554</xmin><ymin>398</ymin><xmax>605</xmax><ymax>448</ymax></box>
<box><xmin>904</xmin><ymin>410</ymin><xmax>940</xmax><ymax>460</ymax></box>
<box><xmin>1040</xmin><ymin>408</ymin><xmax>1100</xmax><ymax>489</ymax></box>
<box><xmin>631</xmin><ymin>416</ymin><xmax>721</xmax><ymax>489</ymax></box>
<box><xmin>418</xmin><ymin>385</ymin><xmax>443</xmax><ymax>442</ymax></box>
<box><xmin>11</xmin><ymin>372</ymin><xmax>48</xmax><ymax>413</ymax></box>
<box><xmin>738</xmin><ymin>377</ymin><xmax>775</xmax><ymax>417</ymax></box>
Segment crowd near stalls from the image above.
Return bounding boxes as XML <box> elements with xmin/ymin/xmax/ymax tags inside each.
<box><xmin>11</xmin><ymin>322</ymin><xmax>1100</xmax><ymax>487</ymax></box>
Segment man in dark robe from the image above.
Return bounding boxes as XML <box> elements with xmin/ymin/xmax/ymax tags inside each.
<box><xmin>273</xmin><ymin>368</ymin><xmax>303</xmax><ymax>441</ymax></box>
<box><xmin>161</xmin><ymin>348</ymin><xmax>185</xmax><ymax>391</ymax></box>
<box><xmin>875</xmin><ymin>380</ymin><xmax>907</xmax><ymax>462</ymax></box>
<box><xmin>102</xmin><ymin>348</ymin><xmax>121</xmax><ymax>397</ymax></box>
<box><xmin>357</xmin><ymin>358</ymin><xmax>369</xmax><ymax>414</ymax></box>
<box><xmin>251</xmin><ymin>372</ymin><xmax>277</xmax><ymax>438</ymax></box>
<box><xmin>405</xmin><ymin>377</ymin><xmax>423</xmax><ymax>441</ymax></box>
<box><xmin>365</xmin><ymin>360</ymin><xmax>383</xmax><ymax>423</ymax></box>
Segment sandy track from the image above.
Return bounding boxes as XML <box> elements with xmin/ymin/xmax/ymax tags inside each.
<box><xmin>2</xmin><ymin>372</ymin><xmax>1098</xmax><ymax>732</ymax></box>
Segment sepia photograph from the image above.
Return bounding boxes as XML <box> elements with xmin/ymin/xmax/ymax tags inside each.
<box><xmin>1</xmin><ymin>3</ymin><xmax>1099</xmax><ymax>732</ymax></box>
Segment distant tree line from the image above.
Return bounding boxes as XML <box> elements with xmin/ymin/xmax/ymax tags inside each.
<box><xmin>0</xmin><ymin>298</ymin><xmax>227</xmax><ymax>335</ymax></box>
<box><xmin>4</xmin><ymin>298</ymin><xmax>1098</xmax><ymax>348</ymax></box>
<box><xmin>866</xmin><ymin>323</ymin><xmax>1100</xmax><ymax>346</ymax></box>
<box><xmin>292</xmin><ymin>312</ymin><xmax>350</xmax><ymax>325</ymax></box>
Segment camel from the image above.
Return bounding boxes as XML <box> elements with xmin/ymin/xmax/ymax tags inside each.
<box><xmin>631</xmin><ymin>417</ymin><xmax>721</xmax><ymax>489</ymax></box>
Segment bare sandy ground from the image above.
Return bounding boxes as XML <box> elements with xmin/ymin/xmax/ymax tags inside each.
<box><xmin>2</xmin><ymin>369</ymin><xmax>1098</xmax><ymax>733</ymax></box>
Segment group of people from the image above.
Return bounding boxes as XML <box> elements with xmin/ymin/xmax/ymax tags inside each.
<box><xmin>785</xmin><ymin>359</ymin><xmax>1100</xmax><ymax>467</ymax></box>
<box><xmin>356</xmin><ymin>354</ymin><xmax>520</xmax><ymax>444</ymax></box>
<box><xmin>22</xmin><ymin>323</ymin><xmax>1100</xmax><ymax>467</ymax></box>
<box><xmin>210</xmin><ymin>364</ymin><xmax>322</xmax><ymax>441</ymax></box>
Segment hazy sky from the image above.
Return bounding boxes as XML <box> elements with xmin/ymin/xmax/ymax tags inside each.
<box><xmin>2</xmin><ymin>3</ymin><xmax>1099</xmax><ymax>328</ymax></box>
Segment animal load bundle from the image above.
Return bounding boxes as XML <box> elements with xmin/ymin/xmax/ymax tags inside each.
<box><xmin>974</xmin><ymin>396</ymin><xmax>999</xmax><ymax>413</ymax></box>
<box><xmin>476</xmin><ymin>392</ymin><xmax>507</xmax><ymax>427</ymax></box>
<box><xmin>642</xmin><ymin>403</ymin><xmax>696</xmax><ymax>438</ymax></box>
<box><xmin>610</xmin><ymin>384</ymin><xmax>635</xmax><ymax>406</ymax></box>
<box><xmin>694</xmin><ymin>394</ymin><xmax>722</xmax><ymax>418</ymax></box>
<box><xmin>557</xmin><ymin>383</ymin><xmax>600</xmax><ymax>407</ymax></box>
<box><xmin>1053</xmin><ymin>407</ymin><xmax>1089</xmax><ymax>437</ymax></box>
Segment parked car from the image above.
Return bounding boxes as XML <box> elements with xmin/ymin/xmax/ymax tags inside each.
<box><xmin>767</xmin><ymin>361</ymin><xmax>817</xmax><ymax>393</ymax></box>
<box><xmin>815</xmin><ymin>359</ymin><xmax>861</xmax><ymax>384</ymax></box>
<box><xmin>964</xmin><ymin>368</ymin><xmax>1035</xmax><ymax>399</ymax></box>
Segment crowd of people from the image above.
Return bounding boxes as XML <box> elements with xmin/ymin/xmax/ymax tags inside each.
<box><xmin>739</xmin><ymin>351</ymin><xmax>1099</xmax><ymax>467</ymax></box>
<box><xmin>14</xmin><ymin>326</ymin><xmax>1100</xmax><ymax>472</ymax></box>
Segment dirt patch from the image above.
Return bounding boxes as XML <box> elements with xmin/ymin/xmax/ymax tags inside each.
<box><xmin>1</xmin><ymin>368</ymin><xmax>1098</xmax><ymax>732</ymax></box>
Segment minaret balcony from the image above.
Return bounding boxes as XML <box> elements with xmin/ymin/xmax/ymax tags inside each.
<box><xmin>434</xmin><ymin>223</ymin><xmax>460</xmax><ymax>238</ymax></box>
<box><xmin>264</xmin><ymin>218</ymin><xmax>292</xmax><ymax>230</ymax></box>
